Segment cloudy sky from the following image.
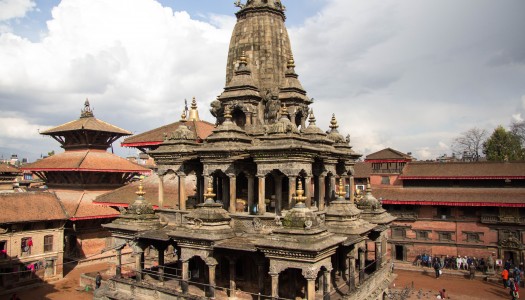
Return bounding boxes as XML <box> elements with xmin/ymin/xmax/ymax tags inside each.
<box><xmin>0</xmin><ymin>0</ymin><xmax>524</xmax><ymax>162</ymax></box>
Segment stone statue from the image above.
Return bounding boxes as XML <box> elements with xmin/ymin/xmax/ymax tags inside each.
<box><xmin>210</xmin><ymin>99</ymin><xmax>224</xmax><ymax>125</ymax></box>
<box><xmin>346</xmin><ymin>134</ymin><xmax>351</xmax><ymax>144</ymax></box>
<box><xmin>486</xmin><ymin>255</ymin><xmax>495</xmax><ymax>274</ymax></box>
<box><xmin>263</xmin><ymin>88</ymin><xmax>281</xmax><ymax>124</ymax></box>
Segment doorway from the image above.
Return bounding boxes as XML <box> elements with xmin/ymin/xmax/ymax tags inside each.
<box><xmin>395</xmin><ymin>245</ymin><xmax>405</xmax><ymax>261</ymax></box>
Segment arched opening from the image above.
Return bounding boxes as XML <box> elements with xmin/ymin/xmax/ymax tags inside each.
<box><xmin>279</xmin><ymin>268</ymin><xmax>306</xmax><ymax>299</ymax></box>
<box><xmin>295</xmin><ymin>110</ymin><xmax>304</xmax><ymax>129</ymax></box>
<box><xmin>211</xmin><ymin>170</ymin><xmax>228</xmax><ymax>209</ymax></box>
<box><xmin>232</xmin><ymin>108</ymin><xmax>246</xmax><ymax>129</ymax></box>
<box><xmin>188</xmin><ymin>256</ymin><xmax>207</xmax><ymax>296</ymax></box>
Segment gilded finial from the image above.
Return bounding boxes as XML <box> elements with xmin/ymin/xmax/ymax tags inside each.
<box><xmin>203</xmin><ymin>179</ymin><xmax>216</xmax><ymax>204</ymax></box>
<box><xmin>293</xmin><ymin>180</ymin><xmax>307</xmax><ymax>207</ymax></box>
<box><xmin>136</xmin><ymin>178</ymin><xmax>146</xmax><ymax>198</ymax></box>
<box><xmin>191</xmin><ymin>97</ymin><xmax>197</xmax><ymax>109</ymax></box>
<box><xmin>224</xmin><ymin>105</ymin><xmax>233</xmax><ymax>121</ymax></box>
<box><xmin>180</xmin><ymin>109</ymin><xmax>187</xmax><ymax>122</ymax></box>
<box><xmin>287</xmin><ymin>55</ymin><xmax>295</xmax><ymax>68</ymax></box>
<box><xmin>80</xmin><ymin>98</ymin><xmax>94</xmax><ymax>118</ymax></box>
<box><xmin>330</xmin><ymin>114</ymin><xmax>339</xmax><ymax>130</ymax></box>
<box><xmin>188</xmin><ymin>97</ymin><xmax>200</xmax><ymax>121</ymax></box>
<box><xmin>239</xmin><ymin>51</ymin><xmax>247</xmax><ymax>65</ymax></box>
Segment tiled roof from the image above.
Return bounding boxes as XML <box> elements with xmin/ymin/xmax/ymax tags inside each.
<box><xmin>52</xmin><ymin>189</ymin><xmax>120</xmax><ymax>220</ymax></box>
<box><xmin>353</xmin><ymin>162</ymin><xmax>372</xmax><ymax>178</ymax></box>
<box><xmin>0</xmin><ymin>192</ymin><xmax>68</xmax><ymax>223</ymax></box>
<box><xmin>94</xmin><ymin>174</ymin><xmax>178</xmax><ymax>208</ymax></box>
<box><xmin>121</xmin><ymin>120</ymin><xmax>215</xmax><ymax>147</ymax></box>
<box><xmin>41</xmin><ymin>116</ymin><xmax>131</xmax><ymax>135</ymax></box>
<box><xmin>0</xmin><ymin>164</ymin><xmax>21</xmax><ymax>174</ymax></box>
<box><xmin>400</xmin><ymin>161</ymin><xmax>525</xmax><ymax>179</ymax></box>
<box><xmin>374</xmin><ymin>187</ymin><xmax>525</xmax><ymax>206</ymax></box>
<box><xmin>21</xmin><ymin>150</ymin><xmax>151</xmax><ymax>173</ymax></box>
<box><xmin>365</xmin><ymin>148</ymin><xmax>412</xmax><ymax>161</ymax></box>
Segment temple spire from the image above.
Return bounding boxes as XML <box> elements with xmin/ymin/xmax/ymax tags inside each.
<box><xmin>188</xmin><ymin>97</ymin><xmax>200</xmax><ymax>121</ymax></box>
<box><xmin>80</xmin><ymin>98</ymin><xmax>94</xmax><ymax>118</ymax></box>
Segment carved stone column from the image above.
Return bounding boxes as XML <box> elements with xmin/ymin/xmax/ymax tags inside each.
<box><xmin>304</xmin><ymin>176</ymin><xmax>312</xmax><ymax>208</ymax></box>
<box><xmin>275</xmin><ymin>174</ymin><xmax>283</xmax><ymax>215</ymax></box>
<box><xmin>179</xmin><ymin>174</ymin><xmax>187</xmax><ymax>210</ymax></box>
<box><xmin>258</xmin><ymin>175</ymin><xmax>266</xmax><ymax>215</ymax></box>
<box><xmin>246</xmin><ymin>112</ymin><xmax>253</xmax><ymax>125</ymax></box>
<box><xmin>229</xmin><ymin>258</ymin><xmax>236</xmax><ymax>297</ymax></box>
<box><xmin>116</xmin><ymin>248</ymin><xmax>122</xmax><ymax>278</ymax></box>
<box><xmin>358</xmin><ymin>248</ymin><xmax>366</xmax><ymax>284</ymax></box>
<box><xmin>323</xmin><ymin>268</ymin><xmax>332</xmax><ymax>299</ymax></box>
<box><xmin>229</xmin><ymin>174</ymin><xmax>237</xmax><ymax>213</ymax></box>
<box><xmin>349</xmin><ymin>175</ymin><xmax>355</xmax><ymax>202</ymax></box>
<box><xmin>181</xmin><ymin>260</ymin><xmax>189</xmax><ymax>293</ymax></box>
<box><xmin>288</xmin><ymin>176</ymin><xmax>296</xmax><ymax>209</ymax></box>
<box><xmin>270</xmin><ymin>273</ymin><xmax>279</xmax><ymax>299</ymax></box>
<box><xmin>348</xmin><ymin>255</ymin><xmax>356</xmax><ymax>291</ymax></box>
<box><xmin>248</xmin><ymin>175</ymin><xmax>254</xmax><ymax>212</ymax></box>
<box><xmin>375</xmin><ymin>240</ymin><xmax>382</xmax><ymax>268</ymax></box>
<box><xmin>318</xmin><ymin>176</ymin><xmax>326</xmax><ymax>210</ymax></box>
<box><xmin>330</xmin><ymin>176</ymin><xmax>337</xmax><ymax>201</ymax></box>
<box><xmin>208</xmin><ymin>263</ymin><xmax>217</xmax><ymax>299</ymax></box>
<box><xmin>306</xmin><ymin>278</ymin><xmax>316</xmax><ymax>300</ymax></box>
<box><xmin>158</xmin><ymin>174</ymin><xmax>164</xmax><ymax>208</ymax></box>
<box><xmin>135</xmin><ymin>249</ymin><xmax>144</xmax><ymax>282</ymax></box>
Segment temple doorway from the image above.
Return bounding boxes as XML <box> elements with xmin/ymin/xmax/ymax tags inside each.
<box><xmin>395</xmin><ymin>245</ymin><xmax>405</xmax><ymax>261</ymax></box>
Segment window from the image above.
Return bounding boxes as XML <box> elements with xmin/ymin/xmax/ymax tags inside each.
<box><xmin>466</xmin><ymin>233</ymin><xmax>481</xmax><ymax>243</ymax></box>
<box><xmin>417</xmin><ymin>231</ymin><xmax>430</xmax><ymax>240</ymax></box>
<box><xmin>437</xmin><ymin>207</ymin><xmax>452</xmax><ymax>219</ymax></box>
<box><xmin>44</xmin><ymin>235</ymin><xmax>53</xmax><ymax>252</ymax></box>
<box><xmin>392</xmin><ymin>227</ymin><xmax>406</xmax><ymax>239</ymax></box>
<box><xmin>21</xmin><ymin>237</ymin><xmax>33</xmax><ymax>256</ymax></box>
<box><xmin>438</xmin><ymin>232</ymin><xmax>453</xmax><ymax>242</ymax></box>
<box><xmin>381</xmin><ymin>176</ymin><xmax>390</xmax><ymax>185</ymax></box>
<box><xmin>0</xmin><ymin>240</ymin><xmax>6</xmax><ymax>259</ymax></box>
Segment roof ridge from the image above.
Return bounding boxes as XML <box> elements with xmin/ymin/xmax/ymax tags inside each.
<box><xmin>77</xmin><ymin>150</ymin><xmax>90</xmax><ymax>168</ymax></box>
<box><xmin>53</xmin><ymin>191</ymin><xmax>71</xmax><ymax>219</ymax></box>
<box><xmin>72</xmin><ymin>191</ymin><xmax>86</xmax><ymax>218</ymax></box>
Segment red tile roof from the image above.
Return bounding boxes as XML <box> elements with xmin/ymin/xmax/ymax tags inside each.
<box><xmin>0</xmin><ymin>192</ymin><xmax>68</xmax><ymax>223</ymax></box>
<box><xmin>94</xmin><ymin>174</ymin><xmax>178</xmax><ymax>208</ymax></box>
<box><xmin>0</xmin><ymin>164</ymin><xmax>21</xmax><ymax>174</ymax></box>
<box><xmin>374</xmin><ymin>187</ymin><xmax>525</xmax><ymax>207</ymax></box>
<box><xmin>52</xmin><ymin>189</ymin><xmax>120</xmax><ymax>220</ymax></box>
<box><xmin>353</xmin><ymin>162</ymin><xmax>372</xmax><ymax>178</ymax></box>
<box><xmin>400</xmin><ymin>161</ymin><xmax>525</xmax><ymax>179</ymax></box>
<box><xmin>41</xmin><ymin>116</ymin><xmax>131</xmax><ymax>136</ymax></box>
<box><xmin>365</xmin><ymin>148</ymin><xmax>412</xmax><ymax>161</ymax></box>
<box><xmin>21</xmin><ymin>150</ymin><xmax>151</xmax><ymax>173</ymax></box>
<box><xmin>121</xmin><ymin>120</ymin><xmax>215</xmax><ymax>147</ymax></box>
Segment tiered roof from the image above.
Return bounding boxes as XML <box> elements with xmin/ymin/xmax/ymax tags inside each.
<box><xmin>0</xmin><ymin>192</ymin><xmax>68</xmax><ymax>223</ymax></box>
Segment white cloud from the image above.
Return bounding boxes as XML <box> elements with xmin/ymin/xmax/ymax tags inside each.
<box><xmin>0</xmin><ymin>117</ymin><xmax>48</xmax><ymax>139</ymax></box>
<box><xmin>0</xmin><ymin>0</ymin><xmax>35</xmax><ymax>21</ymax></box>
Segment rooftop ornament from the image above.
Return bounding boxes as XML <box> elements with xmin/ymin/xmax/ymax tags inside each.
<box><xmin>292</xmin><ymin>180</ymin><xmax>307</xmax><ymax>208</ymax></box>
<box><xmin>203</xmin><ymin>179</ymin><xmax>216</xmax><ymax>204</ymax></box>
<box><xmin>80</xmin><ymin>98</ymin><xmax>94</xmax><ymax>118</ymax></box>
<box><xmin>188</xmin><ymin>97</ymin><xmax>200</xmax><ymax>121</ymax></box>
<box><xmin>336</xmin><ymin>178</ymin><xmax>346</xmax><ymax>199</ymax></box>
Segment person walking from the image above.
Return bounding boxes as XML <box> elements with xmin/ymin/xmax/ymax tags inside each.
<box><xmin>469</xmin><ymin>263</ymin><xmax>476</xmax><ymax>280</ymax></box>
<box><xmin>434</xmin><ymin>259</ymin><xmax>442</xmax><ymax>279</ymax></box>
<box><xmin>95</xmin><ymin>272</ymin><xmax>102</xmax><ymax>289</ymax></box>
<box><xmin>502</xmin><ymin>268</ymin><xmax>510</xmax><ymax>288</ymax></box>
<box><xmin>510</xmin><ymin>278</ymin><xmax>519</xmax><ymax>300</ymax></box>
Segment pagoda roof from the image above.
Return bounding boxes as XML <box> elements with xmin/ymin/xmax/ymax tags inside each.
<box><xmin>0</xmin><ymin>192</ymin><xmax>68</xmax><ymax>223</ymax></box>
<box><xmin>353</xmin><ymin>162</ymin><xmax>372</xmax><ymax>178</ymax></box>
<box><xmin>400</xmin><ymin>161</ymin><xmax>525</xmax><ymax>179</ymax></box>
<box><xmin>22</xmin><ymin>150</ymin><xmax>151</xmax><ymax>173</ymax></box>
<box><xmin>41</xmin><ymin>116</ymin><xmax>131</xmax><ymax>136</ymax></box>
<box><xmin>121</xmin><ymin>119</ymin><xmax>215</xmax><ymax>148</ymax></box>
<box><xmin>365</xmin><ymin>148</ymin><xmax>412</xmax><ymax>162</ymax></box>
<box><xmin>375</xmin><ymin>187</ymin><xmax>525</xmax><ymax>207</ymax></box>
<box><xmin>0</xmin><ymin>164</ymin><xmax>22</xmax><ymax>174</ymax></box>
<box><xmin>93</xmin><ymin>173</ymin><xmax>178</xmax><ymax>208</ymax></box>
<box><xmin>52</xmin><ymin>189</ymin><xmax>120</xmax><ymax>221</ymax></box>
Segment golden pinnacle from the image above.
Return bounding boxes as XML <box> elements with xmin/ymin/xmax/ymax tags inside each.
<box><xmin>203</xmin><ymin>179</ymin><xmax>216</xmax><ymax>202</ymax></box>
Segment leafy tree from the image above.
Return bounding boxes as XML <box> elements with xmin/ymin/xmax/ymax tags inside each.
<box><xmin>482</xmin><ymin>126</ymin><xmax>524</xmax><ymax>161</ymax></box>
<box><xmin>452</xmin><ymin>127</ymin><xmax>488</xmax><ymax>161</ymax></box>
<box><xmin>511</xmin><ymin>120</ymin><xmax>525</xmax><ymax>146</ymax></box>
<box><xmin>47</xmin><ymin>150</ymin><xmax>55</xmax><ymax>157</ymax></box>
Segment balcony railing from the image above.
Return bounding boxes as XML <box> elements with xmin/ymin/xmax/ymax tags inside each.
<box><xmin>481</xmin><ymin>215</ymin><xmax>524</xmax><ymax>224</ymax></box>
<box><xmin>390</xmin><ymin>212</ymin><xmax>418</xmax><ymax>220</ymax></box>
<box><xmin>371</xmin><ymin>169</ymin><xmax>402</xmax><ymax>174</ymax></box>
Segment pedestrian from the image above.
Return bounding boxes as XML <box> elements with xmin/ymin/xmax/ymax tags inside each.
<box><xmin>434</xmin><ymin>259</ymin><xmax>441</xmax><ymax>279</ymax></box>
<box><xmin>502</xmin><ymin>268</ymin><xmax>510</xmax><ymax>288</ymax></box>
<box><xmin>439</xmin><ymin>289</ymin><xmax>448</xmax><ymax>299</ymax></box>
<box><xmin>469</xmin><ymin>263</ymin><xmax>476</xmax><ymax>280</ymax></box>
<box><xmin>510</xmin><ymin>278</ymin><xmax>519</xmax><ymax>300</ymax></box>
<box><xmin>514</xmin><ymin>267</ymin><xmax>522</xmax><ymax>287</ymax></box>
<box><xmin>95</xmin><ymin>272</ymin><xmax>102</xmax><ymax>289</ymax></box>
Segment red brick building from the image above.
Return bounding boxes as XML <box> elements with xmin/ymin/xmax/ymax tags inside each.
<box><xmin>355</xmin><ymin>149</ymin><xmax>525</xmax><ymax>265</ymax></box>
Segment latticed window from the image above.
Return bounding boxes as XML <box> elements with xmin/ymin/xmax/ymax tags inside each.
<box><xmin>44</xmin><ymin>235</ymin><xmax>53</xmax><ymax>252</ymax></box>
<box><xmin>467</xmin><ymin>233</ymin><xmax>481</xmax><ymax>243</ymax></box>
<box><xmin>439</xmin><ymin>232</ymin><xmax>453</xmax><ymax>241</ymax></box>
<box><xmin>392</xmin><ymin>228</ymin><xmax>406</xmax><ymax>239</ymax></box>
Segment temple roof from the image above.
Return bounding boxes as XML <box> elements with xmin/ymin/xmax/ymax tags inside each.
<box><xmin>0</xmin><ymin>192</ymin><xmax>68</xmax><ymax>223</ymax></box>
<box><xmin>94</xmin><ymin>173</ymin><xmax>178</xmax><ymax>208</ymax></box>
<box><xmin>400</xmin><ymin>161</ymin><xmax>525</xmax><ymax>179</ymax></box>
<box><xmin>22</xmin><ymin>149</ymin><xmax>151</xmax><ymax>173</ymax></box>
<box><xmin>121</xmin><ymin>119</ymin><xmax>215</xmax><ymax>148</ymax></box>
<box><xmin>365</xmin><ymin>148</ymin><xmax>412</xmax><ymax>161</ymax></box>
<box><xmin>52</xmin><ymin>189</ymin><xmax>120</xmax><ymax>221</ymax></box>
<box><xmin>0</xmin><ymin>164</ymin><xmax>21</xmax><ymax>174</ymax></box>
<box><xmin>376</xmin><ymin>187</ymin><xmax>525</xmax><ymax>207</ymax></box>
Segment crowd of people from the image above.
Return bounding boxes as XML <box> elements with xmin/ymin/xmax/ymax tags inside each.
<box><xmin>414</xmin><ymin>254</ymin><xmax>491</xmax><ymax>272</ymax></box>
<box><xmin>501</xmin><ymin>260</ymin><xmax>522</xmax><ymax>300</ymax></box>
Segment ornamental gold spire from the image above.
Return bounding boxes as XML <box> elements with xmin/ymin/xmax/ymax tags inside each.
<box><xmin>80</xmin><ymin>98</ymin><xmax>94</xmax><ymax>118</ymax></box>
<box><xmin>293</xmin><ymin>180</ymin><xmax>307</xmax><ymax>208</ymax></box>
<box><xmin>188</xmin><ymin>97</ymin><xmax>200</xmax><ymax>121</ymax></box>
<box><xmin>337</xmin><ymin>178</ymin><xmax>346</xmax><ymax>199</ymax></box>
<box><xmin>330</xmin><ymin>114</ymin><xmax>339</xmax><ymax>130</ymax></box>
<box><xmin>136</xmin><ymin>178</ymin><xmax>146</xmax><ymax>199</ymax></box>
<box><xmin>203</xmin><ymin>179</ymin><xmax>216</xmax><ymax>204</ymax></box>
<box><xmin>308</xmin><ymin>109</ymin><xmax>316</xmax><ymax>126</ymax></box>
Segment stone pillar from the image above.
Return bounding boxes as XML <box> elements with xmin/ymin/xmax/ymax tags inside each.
<box><xmin>358</xmin><ymin>249</ymin><xmax>366</xmax><ymax>284</ymax></box>
<box><xmin>158</xmin><ymin>174</ymin><xmax>164</xmax><ymax>208</ymax></box>
<box><xmin>349</xmin><ymin>175</ymin><xmax>355</xmax><ymax>202</ymax></box>
<box><xmin>258</xmin><ymin>175</ymin><xmax>266</xmax><ymax>215</ymax></box>
<box><xmin>208</xmin><ymin>263</ymin><xmax>217</xmax><ymax>299</ymax></box>
<box><xmin>330</xmin><ymin>176</ymin><xmax>337</xmax><ymax>201</ymax></box>
<box><xmin>323</xmin><ymin>269</ymin><xmax>332</xmax><ymax>299</ymax></box>
<box><xmin>348</xmin><ymin>255</ymin><xmax>356</xmax><ymax>291</ymax></box>
<box><xmin>158</xmin><ymin>247</ymin><xmax>165</xmax><ymax>283</ymax></box>
<box><xmin>275</xmin><ymin>175</ymin><xmax>283</xmax><ymax>216</ymax></box>
<box><xmin>116</xmin><ymin>248</ymin><xmax>122</xmax><ymax>278</ymax></box>
<box><xmin>135</xmin><ymin>249</ymin><xmax>144</xmax><ymax>282</ymax></box>
<box><xmin>179</xmin><ymin>174</ymin><xmax>186</xmax><ymax>210</ymax></box>
<box><xmin>305</xmin><ymin>176</ymin><xmax>312</xmax><ymax>208</ymax></box>
<box><xmin>318</xmin><ymin>176</ymin><xmax>326</xmax><ymax>210</ymax></box>
<box><xmin>288</xmin><ymin>176</ymin><xmax>296</xmax><ymax>209</ymax></box>
<box><xmin>246</xmin><ymin>112</ymin><xmax>252</xmax><ymax>125</ymax></box>
<box><xmin>307</xmin><ymin>278</ymin><xmax>316</xmax><ymax>300</ymax></box>
<box><xmin>229</xmin><ymin>175</ymin><xmax>237</xmax><ymax>213</ymax></box>
<box><xmin>375</xmin><ymin>240</ymin><xmax>382</xmax><ymax>268</ymax></box>
<box><xmin>248</xmin><ymin>175</ymin><xmax>254</xmax><ymax>212</ymax></box>
<box><xmin>229</xmin><ymin>259</ymin><xmax>236</xmax><ymax>297</ymax></box>
<box><xmin>182</xmin><ymin>260</ymin><xmax>189</xmax><ymax>293</ymax></box>
<box><xmin>270</xmin><ymin>273</ymin><xmax>279</xmax><ymax>299</ymax></box>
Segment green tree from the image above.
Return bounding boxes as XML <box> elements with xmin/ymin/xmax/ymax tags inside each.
<box><xmin>483</xmin><ymin>126</ymin><xmax>524</xmax><ymax>161</ymax></box>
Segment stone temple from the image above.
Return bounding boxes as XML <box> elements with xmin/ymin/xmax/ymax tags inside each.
<box><xmin>97</xmin><ymin>1</ymin><xmax>395</xmax><ymax>299</ymax></box>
